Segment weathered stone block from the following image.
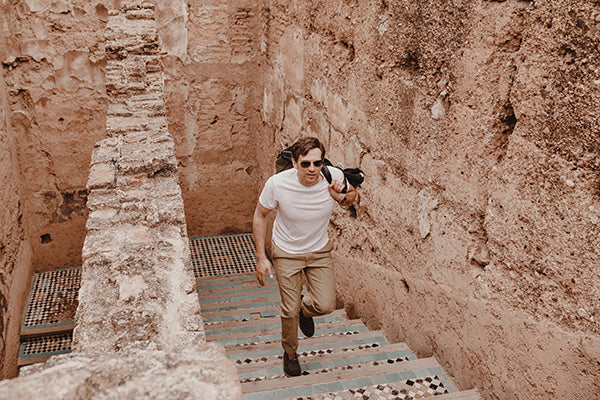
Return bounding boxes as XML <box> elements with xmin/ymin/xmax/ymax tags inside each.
<box><xmin>87</xmin><ymin>162</ymin><xmax>116</xmax><ymax>190</ymax></box>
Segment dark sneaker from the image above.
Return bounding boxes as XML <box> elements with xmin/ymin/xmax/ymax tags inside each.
<box><xmin>283</xmin><ymin>352</ymin><xmax>301</xmax><ymax>377</ymax></box>
<box><xmin>299</xmin><ymin>308</ymin><xmax>315</xmax><ymax>337</ymax></box>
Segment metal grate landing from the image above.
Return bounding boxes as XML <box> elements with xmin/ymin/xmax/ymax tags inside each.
<box><xmin>190</xmin><ymin>233</ymin><xmax>257</xmax><ymax>278</ymax></box>
<box><xmin>19</xmin><ymin>332</ymin><xmax>72</xmax><ymax>366</ymax></box>
<box><xmin>22</xmin><ymin>267</ymin><xmax>81</xmax><ymax>331</ymax></box>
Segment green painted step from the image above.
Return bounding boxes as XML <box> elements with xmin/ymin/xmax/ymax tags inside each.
<box><xmin>238</xmin><ymin>342</ymin><xmax>416</xmax><ymax>381</ymax></box>
<box><xmin>205</xmin><ymin>311</ymin><xmax>347</xmax><ymax>338</ymax></box>
<box><xmin>236</xmin><ymin>341</ymin><xmax>411</xmax><ymax>375</ymax></box>
<box><xmin>226</xmin><ymin>329</ymin><xmax>390</xmax><ymax>363</ymax></box>
<box><xmin>197</xmin><ymin>285</ymin><xmax>280</xmax><ymax>301</ymax></box>
<box><xmin>201</xmin><ymin>303</ymin><xmax>280</xmax><ymax>323</ymax></box>
<box><xmin>213</xmin><ymin>320</ymin><xmax>368</xmax><ymax>347</ymax></box>
<box><xmin>198</xmin><ymin>290</ymin><xmax>279</xmax><ymax>304</ymax></box>
<box><xmin>195</xmin><ymin>273</ymin><xmax>277</xmax><ymax>289</ymax></box>
<box><xmin>208</xmin><ymin>316</ymin><xmax>363</xmax><ymax>342</ymax></box>
<box><xmin>276</xmin><ymin>375</ymin><xmax>472</xmax><ymax>400</ymax></box>
<box><xmin>241</xmin><ymin>356</ymin><xmax>451</xmax><ymax>399</ymax></box>
<box><xmin>200</xmin><ymin>297</ymin><xmax>281</xmax><ymax>313</ymax></box>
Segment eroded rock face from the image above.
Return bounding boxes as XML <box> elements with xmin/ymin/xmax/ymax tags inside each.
<box><xmin>257</xmin><ymin>0</ymin><xmax>600</xmax><ymax>399</ymax></box>
<box><xmin>1</xmin><ymin>0</ymin><xmax>112</xmax><ymax>272</ymax></box>
<box><xmin>157</xmin><ymin>0</ymin><xmax>262</xmax><ymax>238</ymax></box>
<box><xmin>0</xmin><ymin>0</ymin><xmax>34</xmax><ymax>380</ymax></box>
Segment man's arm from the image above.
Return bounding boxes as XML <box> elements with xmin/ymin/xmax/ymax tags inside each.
<box><xmin>252</xmin><ymin>202</ymin><xmax>274</xmax><ymax>286</ymax></box>
<box><xmin>328</xmin><ymin>181</ymin><xmax>357</xmax><ymax>207</ymax></box>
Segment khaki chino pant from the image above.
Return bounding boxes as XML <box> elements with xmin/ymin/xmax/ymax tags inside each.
<box><xmin>271</xmin><ymin>241</ymin><xmax>336</xmax><ymax>355</ymax></box>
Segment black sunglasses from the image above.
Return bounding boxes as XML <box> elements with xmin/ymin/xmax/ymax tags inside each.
<box><xmin>299</xmin><ymin>160</ymin><xmax>324</xmax><ymax>168</ymax></box>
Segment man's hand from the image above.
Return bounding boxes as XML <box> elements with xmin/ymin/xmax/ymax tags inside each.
<box><xmin>256</xmin><ymin>258</ymin><xmax>274</xmax><ymax>287</ymax></box>
<box><xmin>328</xmin><ymin>180</ymin><xmax>345</xmax><ymax>202</ymax></box>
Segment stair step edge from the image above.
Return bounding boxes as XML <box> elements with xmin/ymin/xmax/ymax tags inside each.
<box><xmin>214</xmin><ymin>322</ymin><xmax>369</xmax><ymax>347</ymax></box>
<box><xmin>201</xmin><ymin>304</ymin><xmax>279</xmax><ymax>320</ymax></box>
<box><xmin>209</xmin><ymin>318</ymin><xmax>365</xmax><ymax>343</ymax></box>
<box><xmin>198</xmin><ymin>285</ymin><xmax>281</xmax><ymax>301</ymax></box>
<box><xmin>242</xmin><ymin>356</ymin><xmax>441</xmax><ymax>394</ymax></box>
<box><xmin>238</xmin><ymin>342</ymin><xmax>415</xmax><ymax>375</ymax></box>
<box><xmin>205</xmin><ymin>308</ymin><xmax>347</xmax><ymax>331</ymax></box>
<box><xmin>226</xmin><ymin>330</ymin><xmax>390</xmax><ymax>358</ymax></box>
<box><xmin>206</xmin><ymin>314</ymin><xmax>348</xmax><ymax>340</ymax></box>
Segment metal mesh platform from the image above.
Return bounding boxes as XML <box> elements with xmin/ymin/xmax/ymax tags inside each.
<box><xmin>189</xmin><ymin>233</ymin><xmax>257</xmax><ymax>278</ymax></box>
<box><xmin>22</xmin><ymin>268</ymin><xmax>81</xmax><ymax>331</ymax></box>
<box><xmin>19</xmin><ymin>332</ymin><xmax>72</xmax><ymax>363</ymax></box>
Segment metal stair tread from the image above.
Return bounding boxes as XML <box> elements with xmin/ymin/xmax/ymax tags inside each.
<box><xmin>209</xmin><ymin>317</ymin><xmax>365</xmax><ymax>343</ymax></box>
<box><xmin>198</xmin><ymin>285</ymin><xmax>281</xmax><ymax>301</ymax></box>
<box><xmin>201</xmin><ymin>303</ymin><xmax>279</xmax><ymax>319</ymax></box>
<box><xmin>212</xmin><ymin>319</ymin><xmax>368</xmax><ymax>346</ymax></box>
<box><xmin>226</xmin><ymin>329</ymin><xmax>389</xmax><ymax>358</ymax></box>
<box><xmin>237</xmin><ymin>341</ymin><xmax>414</xmax><ymax>375</ymax></box>
<box><xmin>205</xmin><ymin>308</ymin><xmax>347</xmax><ymax>332</ymax></box>
<box><xmin>200</xmin><ymin>294</ymin><xmax>281</xmax><ymax>312</ymax></box>
<box><xmin>242</xmin><ymin>356</ymin><xmax>442</xmax><ymax>394</ymax></box>
<box><xmin>196</xmin><ymin>273</ymin><xmax>277</xmax><ymax>288</ymax></box>
<box><xmin>196</xmin><ymin>280</ymin><xmax>279</xmax><ymax>295</ymax></box>
<box><xmin>195</xmin><ymin>271</ymin><xmax>258</xmax><ymax>284</ymax></box>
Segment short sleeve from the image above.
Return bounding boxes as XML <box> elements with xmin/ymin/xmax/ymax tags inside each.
<box><xmin>330</xmin><ymin>166</ymin><xmax>345</xmax><ymax>183</ymax></box>
<box><xmin>258</xmin><ymin>176</ymin><xmax>277</xmax><ymax>210</ymax></box>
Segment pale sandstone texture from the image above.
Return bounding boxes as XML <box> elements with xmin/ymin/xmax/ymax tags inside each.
<box><xmin>256</xmin><ymin>1</ymin><xmax>600</xmax><ymax>399</ymax></box>
<box><xmin>157</xmin><ymin>0</ymin><xmax>261</xmax><ymax>238</ymax></box>
<box><xmin>0</xmin><ymin>0</ymin><xmax>35</xmax><ymax>379</ymax></box>
<box><xmin>1</xmin><ymin>0</ymin><xmax>114</xmax><ymax>272</ymax></box>
<box><xmin>0</xmin><ymin>3</ymin><xmax>241</xmax><ymax>398</ymax></box>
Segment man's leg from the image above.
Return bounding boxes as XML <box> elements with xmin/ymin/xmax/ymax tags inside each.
<box><xmin>301</xmin><ymin>241</ymin><xmax>336</xmax><ymax>319</ymax></box>
<box><xmin>271</xmin><ymin>243</ymin><xmax>304</xmax><ymax>355</ymax></box>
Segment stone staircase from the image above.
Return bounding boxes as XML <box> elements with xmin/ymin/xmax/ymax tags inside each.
<box><xmin>197</xmin><ymin>269</ymin><xmax>481</xmax><ymax>400</ymax></box>
<box><xmin>18</xmin><ymin>233</ymin><xmax>480</xmax><ymax>400</ymax></box>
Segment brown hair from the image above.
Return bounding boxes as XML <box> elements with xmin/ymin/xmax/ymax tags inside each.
<box><xmin>290</xmin><ymin>137</ymin><xmax>325</xmax><ymax>161</ymax></box>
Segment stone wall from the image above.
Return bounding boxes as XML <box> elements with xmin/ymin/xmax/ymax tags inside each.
<box><xmin>157</xmin><ymin>0</ymin><xmax>261</xmax><ymax>238</ymax></box>
<box><xmin>0</xmin><ymin>1</ymin><xmax>34</xmax><ymax>379</ymax></box>
<box><xmin>1</xmin><ymin>0</ymin><xmax>113</xmax><ymax>272</ymax></box>
<box><xmin>0</xmin><ymin>3</ymin><xmax>241</xmax><ymax>398</ymax></box>
<box><xmin>0</xmin><ymin>0</ymin><xmax>262</xmax><ymax>301</ymax></box>
<box><xmin>257</xmin><ymin>1</ymin><xmax>600</xmax><ymax>399</ymax></box>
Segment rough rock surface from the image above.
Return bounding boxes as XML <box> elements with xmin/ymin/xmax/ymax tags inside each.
<box><xmin>0</xmin><ymin>0</ymin><xmax>111</xmax><ymax>273</ymax></box>
<box><xmin>0</xmin><ymin>3</ymin><xmax>241</xmax><ymax>398</ymax></box>
<box><xmin>0</xmin><ymin>0</ymin><xmax>34</xmax><ymax>379</ymax></box>
<box><xmin>157</xmin><ymin>0</ymin><xmax>261</xmax><ymax>238</ymax></box>
<box><xmin>256</xmin><ymin>0</ymin><xmax>600</xmax><ymax>399</ymax></box>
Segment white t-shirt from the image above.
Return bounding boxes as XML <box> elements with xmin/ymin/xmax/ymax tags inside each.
<box><xmin>259</xmin><ymin>167</ymin><xmax>345</xmax><ymax>254</ymax></box>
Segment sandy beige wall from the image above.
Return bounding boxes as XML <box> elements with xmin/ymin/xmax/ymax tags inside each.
<box><xmin>2</xmin><ymin>0</ymin><xmax>112</xmax><ymax>272</ymax></box>
<box><xmin>0</xmin><ymin>1</ymin><xmax>33</xmax><ymax>378</ymax></box>
<box><xmin>157</xmin><ymin>0</ymin><xmax>261</xmax><ymax>238</ymax></box>
<box><xmin>257</xmin><ymin>0</ymin><xmax>600</xmax><ymax>399</ymax></box>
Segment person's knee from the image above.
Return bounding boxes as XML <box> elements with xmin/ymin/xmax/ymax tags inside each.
<box><xmin>313</xmin><ymin>296</ymin><xmax>335</xmax><ymax>315</ymax></box>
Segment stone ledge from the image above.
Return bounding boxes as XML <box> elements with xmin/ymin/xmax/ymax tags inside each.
<box><xmin>0</xmin><ymin>344</ymin><xmax>240</xmax><ymax>400</ymax></box>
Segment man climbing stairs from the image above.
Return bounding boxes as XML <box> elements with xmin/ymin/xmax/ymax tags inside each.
<box><xmin>194</xmin><ymin>234</ymin><xmax>481</xmax><ymax>400</ymax></box>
